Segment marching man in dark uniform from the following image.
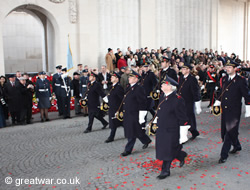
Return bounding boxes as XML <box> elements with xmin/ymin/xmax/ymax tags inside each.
<box><xmin>158</xmin><ymin>57</ymin><xmax>178</xmax><ymax>85</ymax></box>
<box><xmin>141</xmin><ymin>62</ymin><xmax>157</xmax><ymax>117</ymax></box>
<box><xmin>178</xmin><ymin>63</ymin><xmax>202</xmax><ymax>140</ymax></box>
<box><xmin>202</xmin><ymin>64</ymin><xmax>219</xmax><ymax>108</ymax></box>
<box><xmin>83</xmin><ymin>72</ymin><xmax>109</xmax><ymax>133</ymax></box>
<box><xmin>213</xmin><ymin>61</ymin><xmax>250</xmax><ymax>163</ymax></box>
<box><xmin>59</xmin><ymin>67</ymin><xmax>72</xmax><ymax>119</ymax></box>
<box><xmin>153</xmin><ymin>75</ymin><xmax>190</xmax><ymax>179</ymax></box>
<box><xmin>121</xmin><ymin>70</ymin><xmax>152</xmax><ymax>156</ymax></box>
<box><xmin>52</xmin><ymin>65</ymin><xmax>63</xmax><ymax>116</ymax></box>
<box><xmin>105</xmin><ymin>72</ymin><xmax>124</xmax><ymax>143</ymax></box>
<box><xmin>35</xmin><ymin>71</ymin><xmax>52</xmax><ymax>122</ymax></box>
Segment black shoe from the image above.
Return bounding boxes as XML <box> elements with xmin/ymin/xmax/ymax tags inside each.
<box><xmin>45</xmin><ymin>118</ymin><xmax>50</xmax><ymax>121</ymax></box>
<box><xmin>179</xmin><ymin>153</ymin><xmax>188</xmax><ymax>167</ymax></box>
<box><xmin>120</xmin><ymin>151</ymin><xmax>131</xmax><ymax>156</ymax></box>
<box><xmin>101</xmin><ymin>123</ymin><xmax>109</xmax><ymax>129</ymax></box>
<box><xmin>63</xmin><ymin>117</ymin><xmax>67</xmax><ymax>119</ymax></box>
<box><xmin>229</xmin><ymin>147</ymin><xmax>242</xmax><ymax>154</ymax></box>
<box><xmin>66</xmin><ymin>116</ymin><xmax>72</xmax><ymax>119</ymax></box>
<box><xmin>105</xmin><ymin>138</ymin><xmax>114</xmax><ymax>143</ymax></box>
<box><xmin>157</xmin><ymin>171</ymin><xmax>170</xmax><ymax>179</ymax></box>
<box><xmin>58</xmin><ymin>113</ymin><xmax>63</xmax><ymax>116</ymax></box>
<box><xmin>41</xmin><ymin>119</ymin><xmax>44</xmax><ymax>122</ymax></box>
<box><xmin>142</xmin><ymin>140</ymin><xmax>152</xmax><ymax>149</ymax></box>
<box><xmin>190</xmin><ymin>132</ymin><xmax>200</xmax><ymax>140</ymax></box>
<box><xmin>218</xmin><ymin>158</ymin><xmax>227</xmax><ymax>164</ymax></box>
<box><xmin>76</xmin><ymin>112</ymin><xmax>82</xmax><ymax>115</ymax></box>
<box><xmin>84</xmin><ymin>129</ymin><xmax>91</xmax><ymax>133</ymax></box>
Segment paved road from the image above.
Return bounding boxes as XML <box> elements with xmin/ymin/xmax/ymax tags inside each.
<box><xmin>0</xmin><ymin>102</ymin><xmax>250</xmax><ymax>190</ymax></box>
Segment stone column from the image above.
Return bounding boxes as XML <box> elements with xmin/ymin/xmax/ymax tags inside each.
<box><xmin>139</xmin><ymin>0</ymin><xmax>156</xmax><ymax>49</ymax></box>
<box><xmin>0</xmin><ymin>24</ymin><xmax>5</xmax><ymax>75</ymax></box>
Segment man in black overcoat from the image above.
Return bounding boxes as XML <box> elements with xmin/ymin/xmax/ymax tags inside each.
<box><xmin>83</xmin><ymin>72</ymin><xmax>109</xmax><ymax>133</ymax></box>
<box><xmin>177</xmin><ymin>63</ymin><xmax>202</xmax><ymax>140</ymax></box>
<box><xmin>105</xmin><ymin>72</ymin><xmax>124</xmax><ymax>143</ymax></box>
<box><xmin>141</xmin><ymin>62</ymin><xmax>157</xmax><ymax>117</ymax></box>
<box><xmin>120</xmin><ymin>70</ymin><xmax>152</xmax><ymax>156</ymax></box>
<box><xmin>4</xmin><ymin>74</ymin><xmax>22</xmax><ymax>125</ymax></box>
<box><xmin>154</xmin><ymin>75</ymin><xmax>190</xmax><ymax>179</ymax></box>
<box><xmin>213</xmin><ymin>61</ymin><xmax>250</xmax><ymax>163</ymax></box>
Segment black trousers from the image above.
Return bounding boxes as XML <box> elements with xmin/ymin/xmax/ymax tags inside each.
<box><xmin>206</xmin><ymin>83</ymin><xmax>216</xmax><ymax>106</ymax></box>
<box><xmin>56</xmin><ymin>95</ymin><xmax>63</xmax><ymax>115</ymax></box>
<box><xmin>87</xmin><ymin>111</ymin><xmax>108</xmax><ymax>131</ymax></box>
<box><xmin>108</xmin><ymin>127</ymin><xmax>117</xmax><ymax>140</ymax></box>
<box><xmin>62</xmin><ymin>96</ymin><xmax>71</xmax><ymax>118</ymax></box>
<box><xmin>220</xmin><ymin>130</ymin><xmax>241</xmax><ymax>159</ymax></box>
<box><xmin>125</xmin><ymin>134</ymin><xmax>151</xmax><ymax>153</ymax></box>
<box><xmin>74</xmin><ymin>97</ymin><xmax>81</xmax><ymax>114</ymax></box>
<box><xmin>10</xmin><ymin>111</ymin><xmax>20</xmax><ymax>124</ymax></box>
<box><xmin>161</xmin><ymin>150</ymin><xmax>187</xmax><ymax>173</ymax></box>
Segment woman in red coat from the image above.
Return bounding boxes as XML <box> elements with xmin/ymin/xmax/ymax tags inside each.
<box><xmin>117</xmin><ymin>56</ymin><xmax>127</xmax><ymax>70</ymax></box>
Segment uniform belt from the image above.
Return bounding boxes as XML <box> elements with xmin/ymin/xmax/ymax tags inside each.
<box><xmin>39</xmin><ymin>89</ymin><xmax>48</xmax><ymax>92</ymax></box>
<box><xmin>61</xmin><ymin>86</ymin><xmax>69</xmax><ymax>89</ymax></box>
<box><xmin>82</xmin><ymin>85</ymin><xmax>87</xmax><ymax>87</ymax></box>
<box><xmin>206</xmin><ymin>80</ymin><xmax>215</xmax><ymax>83</ymax></box>
<box><xmin>55</xmin><ymin>84</ymin><xmax>60</xmax><ymax>86</ymax></box>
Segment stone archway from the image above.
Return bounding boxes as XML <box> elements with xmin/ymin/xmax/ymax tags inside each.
<box><xmin>2</xmin><ymin>4</ymin><xmax>57</xmax><ymax>74</ymax></box>
<box><xmin>0</xmin><ymin>2</ymin><xmax>63</xmax><ymax>75</ymax></box>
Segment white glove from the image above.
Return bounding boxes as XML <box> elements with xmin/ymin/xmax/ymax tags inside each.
<box><xmin>179</xmin><ymin>125</ymin><xmax>191</xmax><ymax>144</ymax></box>
<box><xmin>245</xmin><ymin>105</ymin><xmax>250</xmax><ymax>118</ymax></box>
<box><xmin>195</xmin><ymin>101</ymin><xmax>202</xmax><ymax>114</ymax></box>
<box><xmin>61</xmin><ymin>73</ymin><xmax>68</xmax><ymax>79</ymax></box>
<box><xmin>71</xmin><ymin>90</ymin><xmax>74</xmax><ymax>97</ymax></box>
<box><xmin>215</xmin><ymin>86</ymin><xmax>219</xmax><ymax>91</ymax></box>
<box><xmin>201</xmin><ymin>85</ymin><xmax>205</xmax><ymax>90</ymax></box>
<box><xmin>152</xmin><ymin>117</ymin><xmax>158</xmax><ymax>124</ymax></box>
<box><xmin>80</xmin><ymin>93</ymin><xmax>82</xmax><ymax>97</ymax></box>
<box><xmin>103</xmin><ymin>96</ymin><xmax>108</xmax><ymax>103</ymax></box>
<box><xmin>49</xmin><ymin>97</ymin><xmax>52</xmax><ymax>101</ymax></box>
<box><xmin>156</xmin><ymin>90</ymin><xmax>160</xmax><ymax>93</ymax></box>
<box><xmin>36</xmin><ymin>98</ymin><xmax>39</xmax><ymax>102</ymax></box>
<box><xmin>213</xmin><ymin>100</ymin><xmax>221</xmax><ymax>106</ymax></box>
<box><xmin>139</xmin><ymin>110</ymin><xmax>147</xmax><ymax>124</ymax></box>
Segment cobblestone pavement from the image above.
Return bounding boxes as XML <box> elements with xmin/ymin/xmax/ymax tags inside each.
<box><xmin>0</xmin><ymin>102</ymin><xmax>250</xmax><ymax>190</ymax></box>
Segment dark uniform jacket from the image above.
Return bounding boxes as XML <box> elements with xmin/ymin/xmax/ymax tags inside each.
<box><xmin>5</xmin><ymin>81</ymin><xmax>22</xmax><ymax>112</ymax></box>
<box><xmin>158</xmin><ymin>67</ymin><xmax>178</xmax><ymax>89</ymax></box>
<box><xmin>59</xmin><ymin>76</ymin><xmax>71</xmax><ymax>97</ymax></box>
<box><xmin>107</xmin><ymin>83</ymin><xmax>124</xmax><ymax>128</ymax></box>
<box><xmin>35</xmin><ymin>79</ymin><xmax>51</xmax><ymax>99</ymax></box>
<box><xmin>203</xmin><ymin>71</ymin><xmax>219</xmax><ymax>87</ymax></box>
<box><xmin>71</xmin><ymin>79</ymin><xmax>80</xmax><ymax>98</ymax></box>
<box><xmin>123</xmin><ymin>83</ymin><xmax>147</xmax><ymax>138</ymax></box>
<box><xmin>86</xmin><ymin>81</ymin><xmax>106</xmax><ymax>113</ymax></box>
<box><xmin>218</xmin><ymin>75</ymin><xmax>250</xmax><ymax>139</ymax></box>
<box><xmin>156</xmin><ymin>92</ymin><xmax>189</xmax><ymax>161</ymax></box>
<box><xmin>178</xmin><ymin>74</ymin><xmax>201</xmax><ymax>104</ymax></box>
<box><xmin>26</xmin><ymin>80</ymin><xmax>34</xmax><ymax>108</ymax></box>
<box><xmin>19</xmin><ymin>83</ymin><xmax>32</xmax><ymax>109</ymax></box>
<box><xmin>79</xmin><ymin>76</ymin><xmax>88</xmax><ymax>96</ymax></box>
<box><xmin>141</xmin><ymin>70</ymin><xmax>157</xmax><ymax>109</ymax></box>
<box><xmin>35</xmin><ymin>78</ymin><xmax>51</xmax><ymax>109</ymax></box>
<box><xmin>52</xmin><ymin>73</ymin><xmax>61</xmax><ymax>95</ymax></box>
<box><xmin>177</xmin><ymin>74</ymin><xmax>201</xmax><ymax>132</ymax></box>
